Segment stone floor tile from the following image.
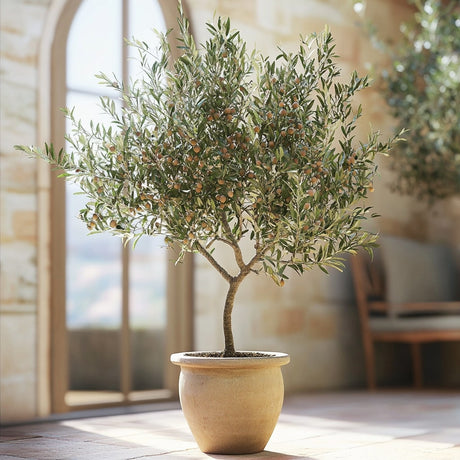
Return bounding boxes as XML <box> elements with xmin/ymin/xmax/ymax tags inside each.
<box><xmin>0</xmin><ymin>437</ymin><xmax>129</xmax><ymax>460</ymax></box>
<box><xmin>93</xmin><ymin>431</ymin><xmax>197</xmax><ymax>451</ymax></box>
<box><xmin>437</xmin><ymin>447</ymin><xmax>460</xmax><ymax>459</ymax></box>
<box><xmin>269</xmin><ymin>416</ymin><xmax>335</xmax><ymax>443</ymax></box>
<box><xmin>406</xmin><ymin>429</ymin><xmax>460</xmax><ymax>446</ymax></box>
<box><xmin>316</xmin><ymin>438</ymin><xmax>458</xmax><ymax>460</ymax></box>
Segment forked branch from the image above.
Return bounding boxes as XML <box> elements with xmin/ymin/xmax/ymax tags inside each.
<box><xmin>220</xmin><ymin>211</ymin><xmax>246</xmax><ymax>271</ymax></box>
<box><xmin>195</xmin><ymin>241</ymin><xmax>233</xmax><ymax>283</ymax></box>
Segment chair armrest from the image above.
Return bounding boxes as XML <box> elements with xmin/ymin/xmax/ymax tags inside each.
<box><xmin>368</xmin><ymin>301</ymin><xmax>460</xmax><ymax>315</ymax></box>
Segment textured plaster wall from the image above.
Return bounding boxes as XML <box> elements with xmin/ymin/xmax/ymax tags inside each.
<box><xmin>1</xmin><ymin>0</ymin><xmax>459</xmax><ymax>422</ymax></box>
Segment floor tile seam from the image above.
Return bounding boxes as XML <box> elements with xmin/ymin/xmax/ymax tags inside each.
<box><xmin>0</xmin><ymin>435</ymin><xmax>43</xmax><ymax>442</ymax></box>
<box><xmin>0</xmin><ymin>454</ymin><xmax>31</xmax><ymax>460</ymax></box>
<box><xmin>0</xmin><ymin>439</ymin><xmax>173</xmax><ymax>458</ymax></box>
<box><xmin>320</xmin><ymin>433</ymin><xmax>396</xmax><ymax>451</ymax></box>
<box><xmin>62</xmin><ymin>425</ymin><xmax>190</xmax><ymax>435</ymax></box>
<box><xmin>57</xmin><ymin>427</ymin><xmax>165</xmax><ymax>438</ymax></box>
<box><xmin>270</xmin><ymin>431</ymin><xmax>392</xmax><ymax>449</ymax></box>
<box><xmin>81</xmin><ymin>428</ymin><xmax>194</xmax><ymax>442</ymax></box>
<box><xmin>122</xmin><ymin>447</ymin><xmax>198</xmax><ymax>458</ymax></box>
<box><xmin>0</xmin><ymin>435</ymin><xmax>131</xmax><ymax>448</ymax></box>
<box><xmin>85</xmin><ymin>437</ymin><xmax>196</xmax><ymax>450</ymax></box>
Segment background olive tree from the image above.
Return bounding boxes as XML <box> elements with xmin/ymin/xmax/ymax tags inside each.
<box><xmin>357</xmin><ymin>0</ymin><xmax>459</xmax><ymax>200</ymax></box>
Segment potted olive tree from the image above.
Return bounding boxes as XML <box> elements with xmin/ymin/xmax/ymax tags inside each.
<box><xmin>17</xmin><ymin>7</ymin><xmax>399</xmax><ymax>455</ymax></box>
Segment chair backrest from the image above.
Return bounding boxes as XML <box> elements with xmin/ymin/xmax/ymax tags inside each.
<box><xmin>378</xmin><ymin>235</ymin><xmax>459</xmax><ymax>305</ymax></box>
<box><xmin>351</xmin><ymin>238</ymin><xmax>460</xmax><ymax>320</ymax></box>
<box><xmin>350</xmin><ymin>251</ymin><xmax>385</xmax><ymax>316</ymax></box>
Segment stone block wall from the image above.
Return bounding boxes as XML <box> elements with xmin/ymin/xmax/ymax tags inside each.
<box><xmin>186</xmin><ymin>0</ymin><xmax>460</xmax><ymax>392</ymax></box>
<box><xmin>1</xmin><ymin>0</ymin><xmax>52</xmax><ymax>423</ymax></box>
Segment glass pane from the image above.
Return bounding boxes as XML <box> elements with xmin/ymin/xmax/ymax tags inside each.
<box><xmin>67</xmin><ymin>90</ymin><xmax>115</xmax><ymax>125</ymax></box>
<box><xmin>66</xmin><ymin>181</ymin><xmax>122</xmax><ymax>330</ymax></box>
<box><xmin>67</xmin><ymin>0</ymin><xmax>122</xmax><ymax>95</ymax></box>
<box><xmin>128</xmin><ymin>0</ymin><xmax>168</xmax><ymax>393</ymax></box>
<box><xmin>66</xmin><ymin>90</ymin><xmax>121</xmax><ymax>132</ymax></box>
<box><xmin>127</xmin><ymin>0</ymin><xmax>166</xmax><ymax>82</ymax></box>
<box><xmin>66</xmin><ymin>93</ymin><xmax>123</xmax><ymax>395</ymax></box>
<box><xmin>65</xmin><ymin>90</ymin><xmax>123</xmax><ymax>331</ymax></box>
<box><xmin>66</xmin><ymin>179</ymin><xmax>123</xmax><ymax>393</ymax></box>
<box><xmin>129</xmin><ymin>235</ymin><xmax>167</xmax><ymax>391</ymax></box>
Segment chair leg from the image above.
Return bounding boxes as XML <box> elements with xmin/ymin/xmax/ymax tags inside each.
<box><xmin>411</xmin><ymin>342</ymin><xmax>423</xmax><ymax>388</ymax></box>
<box><xmin>363</xmin><ymin>338</ymin><xmax>376</xmax><ymax>390</ymax></box>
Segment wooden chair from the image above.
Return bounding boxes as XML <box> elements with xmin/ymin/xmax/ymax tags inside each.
<box><xmin>351</xmin><ymin>238</ymin><xmax>460</xmax><ymax>389</ymax></box>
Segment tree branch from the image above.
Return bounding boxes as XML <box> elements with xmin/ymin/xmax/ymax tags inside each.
<box><xmin>215</xmin><ymin>237</ymin><xmax>236</xmax><ymax>247</ymax></box>
<box><xmin>237</xmin><ymin>244</ymin><xmax>270</xmax><ymax>280</ymax></box>
<box><xmin>195</xmin><ymin>241</ymin><xmax>233</xmax><ymax>283</ymax></box>
<box><xmin>220</xmin><ymin>211</ymin><xmax>246</xmax><ymax>271</ymax></box>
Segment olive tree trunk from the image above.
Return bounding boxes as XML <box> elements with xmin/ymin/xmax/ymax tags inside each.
<box><xmin>222</xmin><ymin>278</ymin><xmax>243</xmax><ymax>357</ymax></box>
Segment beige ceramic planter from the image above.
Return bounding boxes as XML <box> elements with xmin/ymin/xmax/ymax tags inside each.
<box><xmin>170</xmin><ymin>351</ymin><xmax>290</xmax><ymax>454</ymax></box>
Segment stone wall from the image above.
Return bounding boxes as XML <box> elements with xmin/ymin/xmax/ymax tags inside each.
<box><xmin>1</xmin><ymin>0</ymin><xmax>52</xmax><ymax>423</ymax></box>
<box><xmin>1</xmin><ymin>0</ymin><xmax>459</xmax><ymax>423</ymax></box>
<box><xmin>186</xmin><ymin>0</ymin><xmax>460</xmax><ymax>393</ymax></box>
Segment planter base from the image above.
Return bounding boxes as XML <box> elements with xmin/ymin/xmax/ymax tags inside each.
<box><xmin>171</xmin><ymin>351</ymin><xmax>290</xmax><ymax>454</ymax></box>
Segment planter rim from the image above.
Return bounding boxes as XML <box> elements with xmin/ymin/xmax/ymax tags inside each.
<box><xmin>170</xmin><ymin>351</ymin><xmax>290</xmax><ymax>369</ymax></box>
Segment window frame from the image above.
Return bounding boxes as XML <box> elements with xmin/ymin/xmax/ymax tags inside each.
<box><xmin>37</xmin><ymin>0</ymin><xmax>193</xmax><ymax>415</ymax></box>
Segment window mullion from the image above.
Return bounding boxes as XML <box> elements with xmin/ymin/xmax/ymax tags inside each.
<box><xmin>120</xmin><ymin>0</ymin><xmax>132</xmax><ymax>401</ymax></box>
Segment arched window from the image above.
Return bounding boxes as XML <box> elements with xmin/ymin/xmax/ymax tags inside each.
<box><xmin>43</xmin><ymin>0</ymin><xmax>193</xmax><ymax>413</ymax></box>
